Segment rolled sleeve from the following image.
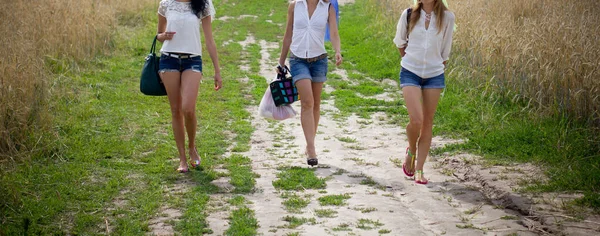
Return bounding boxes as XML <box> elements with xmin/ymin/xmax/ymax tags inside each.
<box><xmin>393</xmin><ymin>9</ymin><xmax>409</xmax><ymax>48</ymax></box>
<box><xmin>441</xmin><ymin>12</ymin><xmax>455</xmax><ymax>61</ymax></box>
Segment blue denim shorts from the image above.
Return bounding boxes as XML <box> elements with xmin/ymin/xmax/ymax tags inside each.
<box><xmin>158</xmin><ymin>54</ymin><xmax>202</xmax><ymax>74</ymax></box>
<box><xmin>289</xmin><ymin>54</ymin><xmax>328</xmax><ymax>85</ymax></box>
<box><xmin>399</xmin><ymin>67</ymin><xmax>445</xmax><ymax>89</ymax></box>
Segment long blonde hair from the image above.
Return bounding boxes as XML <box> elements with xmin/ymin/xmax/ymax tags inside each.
<box><xmin>408</xmin><ymin>0</ymin><xmax>449</xmax><ymax>34</ymax></box>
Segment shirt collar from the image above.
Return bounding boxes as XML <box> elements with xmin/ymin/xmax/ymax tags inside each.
<box><xmin>420</xmin><ymin>9</ymin><xmax>436</xmax><ymax>16</ymax></box>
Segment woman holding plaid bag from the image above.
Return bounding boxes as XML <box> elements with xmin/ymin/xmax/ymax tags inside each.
<box><xmin>277</xmin><ymin>0</ymin><xmax>343</xmax><ymax>166</ymax></box>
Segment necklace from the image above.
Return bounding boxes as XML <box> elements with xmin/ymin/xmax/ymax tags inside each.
<box><xmin>425</xmin><ymin>12</ymin><xmax>432</xmax><ymax>22</ymax></box>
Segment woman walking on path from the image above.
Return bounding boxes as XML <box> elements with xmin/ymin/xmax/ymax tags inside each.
<box><xmin>393</xmin><ymin>0</ymin><xmax>455</xmax><ymax>184</ymax></box>
<box><xmin>278</xmin><ymin>0</ymin><xmax>343</xmax><ymax>166</ymax></box>
<box><xmin>157</xmin><ymin>0</ymin><xmax>222</xmax><ymax>173</ymax></box>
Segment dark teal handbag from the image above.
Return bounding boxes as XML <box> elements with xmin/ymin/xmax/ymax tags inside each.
<box><xmin>140</xmin><ymin>36</ymin><xmax>167</xmax><ymax>96</ymax></box>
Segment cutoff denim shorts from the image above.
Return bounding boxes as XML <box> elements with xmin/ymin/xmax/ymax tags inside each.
<box><xmin>289</xmin><ymin>54</ymin><xmax>328</xmax><ymax>85</ymax></box>
<box><xmin>399</xmin><ymin>67</ymin><xmax>445</xmax><ymax>89</ymax></box>
<box><xmin>158</xmin><ymin>54</ymin><xmax>202</xmax><ymax>74</ymax></box>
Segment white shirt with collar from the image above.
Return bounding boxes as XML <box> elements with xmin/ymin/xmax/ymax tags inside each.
<box><xmin>393</xmin><ymin>9</ymin><xmax>455</xmax><ymax>79</ymax></box>
<box><xmin>291</xmin><ymin>0</ymin><xmax>331</xmax><ymax>59</ymax></box>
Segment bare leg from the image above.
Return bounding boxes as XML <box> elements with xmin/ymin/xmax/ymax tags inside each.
<box><xmin>401</xmin><ymin>86</ymin><xmax>424</xmax><ymax>175</ymax></box>
<box><xmin>311</xmin><ymin>82</ymin><xmax>324</xmax><ymax>134</ymax></box>
<box><xmin>181</xmin><ymin>70</ymin><xmax>202</xmax><ymax>166</ymax></box>
<box><xmin>161</xmin><ymin>71</ymin><xmax>187</xmax><ymax>171</ymax></box>
<box><xmin>415</xmin><ymin>88</ymin><xmax>443</xmax><ymax>182</ymax></box>
<box><xmin>295</xmin><ymin>79</ymin><xmax>317</xmax><ymax>158</ymax></box>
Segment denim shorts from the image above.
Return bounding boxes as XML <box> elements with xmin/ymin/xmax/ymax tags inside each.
<box><xmin>289</xmin><ymin>54</ymin><xmax>328</xmax><ymax>85</ymax></box>
<box><xmin>158</xmin><ymin>54</ymin><xmax>202</xmax><ymax>74</ymax></box>
<box><xmin>399</xmin><ymin>67</ymin><xmax>445</xmax><ymax>89</ymax></box>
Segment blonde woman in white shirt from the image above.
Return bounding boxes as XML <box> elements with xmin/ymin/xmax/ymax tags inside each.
<box><xmin>157</xmin><ymin>0</ymin><xmax>222</xmax><ymax>173</ymax></box>
<box><xmin>278</xmin><ymin>0</ymin><xmax>343</xmax><ymax>166</ymax></box>
<box><xmin>393</xmin><ymin>0</ymin><xmax>455</xmax><ymax>184</ymax></box>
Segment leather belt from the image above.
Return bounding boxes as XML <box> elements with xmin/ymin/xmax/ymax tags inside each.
<box><xmin>163</xmin><ymin>52</ymin><xmax>200</xmax><ymax>59</ymax></box>
<box><xmin>290</xmin><ymin>53</ymin><xmax>328</xmax><ymax>63</ymax></box>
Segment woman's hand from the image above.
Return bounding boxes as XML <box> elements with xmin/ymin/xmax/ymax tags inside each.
<box><xmin>335</xmin><ymin>52</ymin><xmax>343</xmax><ymax>66</ymax></box>
<box><xmin>214</xmin><ymin>73</ymin><xmax>222</xmax><ymax>91</ymax></box>
<box><xmin>157</xmin><ymin>32</ymin><xmax>176</xmax><ymax>42</ymax></box>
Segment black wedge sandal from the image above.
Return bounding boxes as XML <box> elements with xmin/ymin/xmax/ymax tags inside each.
<box><xmin>307</xmin><ymin>157</ymin><xmax>319</xmax><ymax>166</ymax></box>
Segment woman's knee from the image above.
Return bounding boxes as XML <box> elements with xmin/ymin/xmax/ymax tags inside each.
<box><xmin>182</xmin><ymin>106</ymin><xmax>196</xmax><ymax>118</ymax></box>
<box><xmin>170</xmin><ymin>106</ymin><xmax>183</xmax><ymax>117</ymax></box>
<box><xmin>301</xmin><ymin>97</ymin><xmax>315</xmax><ymax>110</ymax></box>
<box><xmin>409</xmin><ymin>116</ymin><xmax>424</xmax><ymax>128</ymax></box>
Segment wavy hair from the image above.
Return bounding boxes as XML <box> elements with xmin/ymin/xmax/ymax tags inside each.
<box><xmin>408</xmin><ymin>0</ymin><xmax>449</xmax><ymax>34</ymax></box>
<box><xmin>190</xmin><ymin>0</ymin><xmax>208</xmax><ymax>18</ymax></box>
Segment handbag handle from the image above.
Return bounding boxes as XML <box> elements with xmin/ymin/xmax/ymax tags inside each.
<box><xmin>150</xmin><ymin>35</ymin><xmax>158</xmax><ymax>54</ymax></box>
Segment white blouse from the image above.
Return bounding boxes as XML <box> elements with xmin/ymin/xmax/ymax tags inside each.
<box><xmin>158</xmin><ymin>0</ymin><xmax>215</xmax><ymax>56</ymax></box>
<box><xmin>290</xmin><ymin>0</ymin><xmax>330</xmax><ymax>59</ymax></box>
<box><xmin>393</xmin><ymin>9</ymin><xmax>455</xmax><ymax>79</ymax></box>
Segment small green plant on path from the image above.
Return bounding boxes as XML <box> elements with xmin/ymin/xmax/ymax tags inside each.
<box><xmin>273</xmin><ymin>167</ymin><xmax>327</xmax><ymax>191</ymax></box>
<box><xmin>318</xmin><ymin>194</ymin><xmax>352</xmax><ymax>206</ymax></box>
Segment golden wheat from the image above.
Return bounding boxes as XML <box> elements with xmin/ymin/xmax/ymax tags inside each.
<box><xmin>376</xmin><ymin>0</ymin><xmax>600</xmax><ymax>127</ymax></box>
<box><xmin>0</xmin><ymin>0</ymin><xmax>155</xmax><ymax>159</ymax></box>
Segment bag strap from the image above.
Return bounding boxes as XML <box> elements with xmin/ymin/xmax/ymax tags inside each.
<box><xmin>406</xmin><ymin>8</ymin><xmax>412</xmax><ymax>39</ymax></box>
<box><xmin>150</xmin><ymin>35</ymin><xmax>158</xmax><ymax>54</ymax></box>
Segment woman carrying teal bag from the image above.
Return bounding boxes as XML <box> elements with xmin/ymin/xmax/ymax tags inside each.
<box><xmin>157</xmin><ymin>0</ymin><xmax>222</xmax><ymax>173</ymax></box>
<box><xmin>140</xmin><ymin>35</ymin><xmax>166</xmax><ymax>96</ymax></box>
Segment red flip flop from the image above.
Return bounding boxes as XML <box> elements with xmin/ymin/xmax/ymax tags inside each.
<box><xmin>415</xmin><ymin>170</ymin><xmax>428</xmax><ymax>185</ymax></box>
<box><xmin>403</xmin><ymin>147</ymin><xmax>415</xmax><ymax>177</ymax></box>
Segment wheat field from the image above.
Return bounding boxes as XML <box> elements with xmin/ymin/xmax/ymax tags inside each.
<box><xmin>377</xmin><ymin>0</ymin><xmax>600</xmax><ymax>128</ymax></box>
<box><xmin>0</xmin><ymin>0</ymin><xmax>155</xmax><ymax>160</ymax></box>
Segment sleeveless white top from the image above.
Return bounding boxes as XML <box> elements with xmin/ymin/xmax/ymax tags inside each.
<box><xmin>158</xmin><ymin>0</ymin><xmax>215</xmax><ymax>56</ymax></box>
<box><xmin>290</xmin><ymin>0</ymin><xmax>330</xmax><ymax>59</ymax></box>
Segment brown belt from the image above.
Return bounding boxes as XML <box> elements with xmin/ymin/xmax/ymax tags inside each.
<box><xmin>290</xmin><ymin>53</ymin><xmax>328</xmax><ymax>63</ymax></box>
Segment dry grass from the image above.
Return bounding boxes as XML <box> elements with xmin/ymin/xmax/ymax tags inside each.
<box><xmin>0</xmin><ymin>0</ymin><xmax>155</xmax><ymax>161</ymax></box>
<box><xmin>374</xmin><ymin>0</ymin><xmax>600</xmax><ymax>127</ymax></box>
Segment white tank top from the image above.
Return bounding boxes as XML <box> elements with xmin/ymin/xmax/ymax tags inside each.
<box><xmin>157</xmin><ymin>0</ymin><xmax>215</xmax><ymax>56</ymax></box>
<box><xmin>290</xmin><ymin>0</ymin><xmax>330</xmax><ymax>59</ymax></box>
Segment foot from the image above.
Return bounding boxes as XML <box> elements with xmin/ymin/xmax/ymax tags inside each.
<box><xmin>177</xmin><ymin>162</ymin><xmax>189</xmax><ymax>173</ymax></box>
<box><xmin>305</xmin><ymin>149</ymin><xmax>318</xmax><ymax>167</ymax></box>
<box><xmin>189</xmin><ymin>147</ymin><xmax>201</xmax><ymax>168</ymax></box>
<box><xmin>415</xmin><ymin>170</ymin><xmax>428</xmax><ymax>185</ymax></box>
<box><xmin>403</xmin><ymin>147</ymin><xmax>416</xmax><ymax>177</ymax></box>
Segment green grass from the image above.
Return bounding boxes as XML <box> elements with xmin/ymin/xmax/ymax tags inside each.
<box><xmin>339</xmin><ymin>0</ymin><xmax>600</xmax><ymax>211</ymax></box>
<box><xmin>229</xmin><ymin>195</ymin><xmax>248</xmax><ymax>206</ymax></box>
<box><xmin>318</xmin><ymin>194</ymin><xmax>352</xmax><ymax>206</ymax></box>
<box><xmin>225</xmin><ymin>207</ymin><xmax>259</xmax><ymax>236</ymax></box>
<box><xmin>314</xmin><ymin>209</ymin><xmax>338</xmax><ymax>218</ymax></box>
<box><xmin>354</xmin><ymin>207</ymin><xmax>377</xmax><ymax>213</ymax></box>
<box><xmin>333</xmin><ymin>223</ymin><xmax>352</xmax><ymax>231</ymax></box>
<box><xmin>360</xmin><ymin>177</ymin><xmax>378</xmax><ymax>187</ymax></box>
<box><xmin>281</xmin><ymin>216</ymin><xmax>316</xmax><ymax>229</ymax></box>
<box><xmin>357</xmin><ymin>218</ymin><xmax>384</xmax><ymax>230</ymax></box>
<box><xmin>281</xmin><ymin>193</ymin><xmax>311</xmax><ymax>213</ymax></box>
<box><xmin>337</xmin><ymin>136</ymin><xmax>358</xmax><ymax>143</ymax></box>
<box><xmin>272</xmin><ymin>167</ymin><xmax>327</xmax><ymax>191</ymax></box>
<box><xmin>378</xmin><ymin>229</ymin><xmax>392</xmax><ymax>234</ymax></box>
<box><xmin>224</xmin><ymin>154</ymin><xmax>257</xmax><ymax>194</ymax></box>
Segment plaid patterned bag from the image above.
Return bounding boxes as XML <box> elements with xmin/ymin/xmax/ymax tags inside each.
<box><xmin>270</xmin><ymin>67</ymin><xmax>298</xmax><ymax>106</ymax></box>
